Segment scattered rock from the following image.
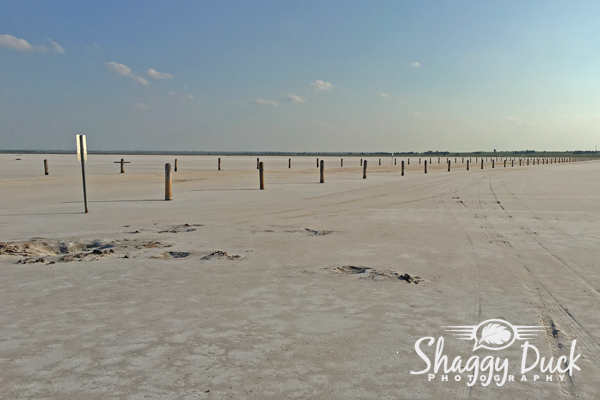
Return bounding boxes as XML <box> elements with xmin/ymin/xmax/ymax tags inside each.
<box><xmin>304</xmin><ymin>228</ymin><xmax>333</xmax><ymax>236</ymax></box>
<box><xmin>151</xmin><ymin>251</ymin><xmax>191</xmax><ymax>259</ymax></box>
<box><xmin>17</xmin><ymin>257</ymin><xmax>45</xmax><ymax>264</ymax></box>
<box><xmin>398</xmin><ymin>273</ymin><xmax>423</xmax><ymax>284</ymax></box>
<box><xmin>200</xmin><ymin>251</ymin><xmax>240</xmax><ymax>261</ymax></box>
<box><xmin>135</xmin><ymin>241</ymin><xmax>170</xmax><ymax>249</ymax></box>
<box><xmin>158</xmin><ymin>223</ymin><xmax>203</xmax><ymax>233</ymax></box>
<box><xmin>91</xmin><ymin>248</ymin><xmax>114</xmax><ymax>255</ymax></box>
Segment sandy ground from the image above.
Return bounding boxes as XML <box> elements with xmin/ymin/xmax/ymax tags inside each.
<box><xmin>0</xmin><ymin>154</ymin><xmax>598</xmax><ymax>399</ymax></box>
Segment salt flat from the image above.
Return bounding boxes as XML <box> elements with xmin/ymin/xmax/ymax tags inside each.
<box><xmin>0</xmin><ymin>154</ymin><xmax>599</xmax><ymax>399</ymax></box>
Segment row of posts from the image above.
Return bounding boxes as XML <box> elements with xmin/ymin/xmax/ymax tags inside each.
<box><xmin>39</xmin><ymin>155</ymin><xmax>591</xmax><ymax>176</ymax></box>
<box><xmin>162</xmin><ymin>155</ymin><xmax>592</xmax><ymax>198</ymax></box>
<box><xmin>34</xmin><ymin>156</ymin><xmax>595</xmax><ymax>201</ymax></box>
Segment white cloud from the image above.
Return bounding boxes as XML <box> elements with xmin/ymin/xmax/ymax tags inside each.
<box><xmin>133</xmin><ymin>102</ymin><xmax>150</xmax><ymax>111</ymax></box>
<box><xmin>0</xmin><ymin>34</ymin><xmax>34</xmax><ymax>52</ymax></box>
<box><xmin>413</xmin><ymin>111</ymin><xmax>424</xmax><ymax>117</ymax></box>
<box><xmin>319</xmin><ymin>122</ymin><xmax>334</xmax><ymax>130</ymax></box>
<box><xmin>252</xmin><ymin>98</ymin><xmax>278</xmax><ymax>106</ymax></box>
<box><xmin>380</xmin><ymin>92</ymin><xmax>389</xmax><ymax>98</ymax></box>
<box><xmin>309</xmin><ymin>79</ymin><xmax>334</xmax><ymax>91</ymax></box>
<box><xmin>286</xmin><ymin>93</ymin><xmax>306</xmax><ymax>103</ymax></box>
<box><xmin>0</xmin><ymin>34</ymin><xmax>65</xmax><ymax>53</ymax></box>
<box><xmin>410</xmin><ymin>61</ymin><xmax>421</xmax><ymax>67</ymax></box>
<box><xmin>148</xmin><ymin>68</ymin><xmax>174</xmax><ymax>79</ymax></box>
<box><xmin>48</xmin><ymin>39</ymin><xmax>65</xmax><ymax>54</ymax></box>
<box><xmin>105</xmin><ymin>62</ymin><xmax>150</xmax><ymax>86</ymax></box>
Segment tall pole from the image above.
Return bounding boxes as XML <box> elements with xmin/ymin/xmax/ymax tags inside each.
<box><xmin>79</xmin><ymin>135</ymin><xmax>88</xmax><ymax>213</ymax></box>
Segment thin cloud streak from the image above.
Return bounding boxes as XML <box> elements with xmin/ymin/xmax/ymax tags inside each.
<box><xmin>105</xmin><ymin>62</ymin><xmax>150</xmax><ymax>86</ymax></box>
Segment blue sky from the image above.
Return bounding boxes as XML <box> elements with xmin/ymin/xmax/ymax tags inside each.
<box><xmin>1</xmin><ymin>1</ymin><xmax>599</xmax><ymax>152</ymax></box>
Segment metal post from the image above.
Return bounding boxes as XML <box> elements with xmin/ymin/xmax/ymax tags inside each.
<box><xmin>79</xmin><ymin>135</ymin><xmax>88</xmax><ymax>213</ymax></box>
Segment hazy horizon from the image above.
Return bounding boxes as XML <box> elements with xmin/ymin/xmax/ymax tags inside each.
<box><xmin>2</xmin><ymin>1</ymin><xmax>600</xmax><ymax>152</ymax></box>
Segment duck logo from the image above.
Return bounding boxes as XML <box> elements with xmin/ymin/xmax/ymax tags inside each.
<box><xmin>444</xmin><ymin>319</ymin><xmax>545</xmax><ymax>351</ymax></box>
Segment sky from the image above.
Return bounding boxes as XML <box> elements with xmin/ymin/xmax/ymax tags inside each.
<box><xmin>1</xmin><ymin>0</ymin><xmax>600</xmax><ymax>152</ymax></box>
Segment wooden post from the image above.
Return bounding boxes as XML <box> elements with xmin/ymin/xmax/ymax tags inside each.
<box><xmin>218</xmin><ymin>158</ymin><xmax>221</xmax><ymax>170</ymax></box>
<box><xmin>504</xmin><ymin>160</ymin><xmax>506</xmax><ymax>167</ymax></box>
<box><xmin>492</xmin><ymin>160</ymin><xmax>495</xmax><ymax>168</ymax></box>
<box><xmin>289</xmin><ymin>158</ymin><xmax>291</xmax><ymax>168</ymax></box>
<box><xmin>165</xmin><ymin>163</ymin><xmax>172</xmax><ymax>200</ymax></box>
<box><xmin>467</xmin><ymin>160</ymin><xmax>469</xmax><ymax>170</ymax></box>
<box><xmin>379</xmin><ymin>158</ymin><xmax>381</xmax><ymax>166</ymax></box>
<box><xmin>174</xmin><ymin>159</ymin><xmax>178</xmax><ymax>172</ymax></box>
<box><xmin>320</xmin><ymin>160</ymin><xmax>325</xmax><ymax>183</ymax></box>
<box><xmin>407</xmin><ymin>158</ymin><xmax>410</xmax><ymax>165</ymax></box>
<box><xmin>527</xmin><ymin>159</ymin><xmax>529</xmax><ymax>166</ymax></box>
<box><xmin>317</xmin><ymin>158</ymin><xmax>319</xmax><ymax>168</ymax></box>
<box><xmin>341</xmin><ymin>158</ymin><xmax>343</xmax><ymax>167</ymax></box>
<box><xmin>448</xmin><ymin>160</ymin><xmax>451</xmax><ymax>172</ymax></box>
<box><xmin>419</xmin><ymin>158</ymin><xmax>421</xmax><ymax>164</ymax></box>
<box><xmin>401</xmin><ymin>160</ymin><xmax>404</xmax><ymax>176</ymax></box>
<box><xmin>360</xmin><ymin>158</ymin><xmax>363</xmax><ymax>166</ymax></box>
<box><xmin>481</xmin><ymin>159</ymin><xmax>484</xmax><ymax>169</ymax></box>
<box><xmin>462</xmin><ymin>157</ymin><xmax>464</xmax><ymax>163</ymax></box>
<box><xmin>257</xmin><ymin>158</ymin><xmax>260</xmax><ymax>169</ymax></box>
<box><xmin>44</xmin><ymin>159</ymin><xmax>48</xmax><ymax>175</ymax></box>
<box><xmin>363</xmin><ymin>160</ymin><xmax>367</xmax><ymax>179</ymax></box>
<box><xmin>512</xmin><ymin>160</ymin><xmax>514</xmax><ymax>167</ymax></box>
<box><xmin>259</xmin><ymin>162</ymin><xmax>265</xmax><ymax>190</ymax></box>
<box><xmin>438</xmin><ymin>157</ymin><xmax>440</xmax><ymax>164</ymax></box>
<box><xmin>394</xmin><ymin>158</ymin><xmax>397</xmax><ymax>165</ymax></box>
<box><xmin>424</xmin><ymin>160</ymin><xmax>428</xmax><ymax>174</ymax></box>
